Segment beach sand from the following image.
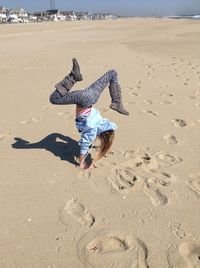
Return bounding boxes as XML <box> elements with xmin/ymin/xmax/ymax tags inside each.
<box><xmin>0</xmin><ymin>18</ymin><xmax>200</xmax><ymax>268</ymax></box>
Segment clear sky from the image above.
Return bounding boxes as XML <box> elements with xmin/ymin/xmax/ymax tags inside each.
<box><xmin>1</xmin><ymin>0</ymin><xmax>199</xmax><ymax>16</ymax></box>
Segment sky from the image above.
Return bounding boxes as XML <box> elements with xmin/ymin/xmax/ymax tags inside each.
<box><xmin>1</xmin><ymin>0</ymin><xmax>200</xmax><ymax>16</ymax></box>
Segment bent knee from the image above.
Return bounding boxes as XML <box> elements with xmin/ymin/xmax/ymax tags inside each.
<box><xmin>108</xmin><ymin>69</ymin><xmax>118</xmax><ymax>84</ymax></box>
<box><xmin>49</xmin><ymin>89</ymin><xmax>61</xmax><ymax>104</ymax></box>
<box><xmin>49</xmin><ymin>94</ymin><xmax>57</xmax><ymax>104</ymax></box>
<box><xmin>109</xmin><ymin>69</ymin><xmax>117</xmax><ymax>76</ymax></box>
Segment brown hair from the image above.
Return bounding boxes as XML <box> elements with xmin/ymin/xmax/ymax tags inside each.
<box><xmin>95</xmin><ymin>130</ymin><xmax>115</xmax><ymax>160</ymax></box>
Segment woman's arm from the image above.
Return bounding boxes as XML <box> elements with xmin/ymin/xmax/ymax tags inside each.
<box><xmin>79</xmin><ymin>154</ymin><xmax>91</xmax><ymax>169</ymax></box>
<box><xmin>78</xmin><ymin>128</ymin><xmax>97</xmax><ymax>168</ymax></box>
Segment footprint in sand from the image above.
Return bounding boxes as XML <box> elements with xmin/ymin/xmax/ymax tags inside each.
<box><xmin>147</xmin><ymin>172</ymin><xmax>176</xmax><ymax>187</ymax></box>
<box><xmin>135</xmin><ymin>80</ymin><xmax>142</xmax><ymax>85</ymax></box>
<box><xmin>142</xmin><ymin>110</ymin><xmax>158</xmax><ymax>116</ymax></box>
<box><xmin>168</xmin><ymin>222</ymin><xmax>189</xmax><ymax>240</ymax></box>
<box><xmin>143</xmin><ymin>183</ymin><xmax>168</xmax><ymax>206</ymax></box>
<box><xmin>145</xmin><ymin>69</ymin><xmax>156</xmax><ymax>79</ymax></box>
<box><xmin>160</xmin><ymin>100</ymin><xmax>174</xmax><ymax>105</ymax></box>
<box><xmin>59</xmin><ymin>198</ymin><xmax>95</xmax><ymax>227</ymax></box>
<box><xmin>185</xmin><ymin>96</ymin><xmax>197</xmax><ymax>100</ymax></box>
<box><xmin>145</xmin><ymin>72</ymin><xmax>151</xmax><ymax>76</ymax></box>
<box><xmin>134</xmin><ymin>85</ymin><xmax>142</xmax><ymax>90</ymax></box>
<box><xmin>109</xmin><ymin>167</ymin><xmax>139</xmax><ymax>194</ymax></box>
<box><xmin>171</xmin><ymin>119</ymin><xmax>187</xmax><ymax>127</ymax></box>
<box><xmin>169</xmin><ymin>62</ymin><xmax>177</xmax><ymax>66</ymax></box>
<box><xmin>186</xmin><ymin>173</ymin><xmax>200</xmax><ymax>198</ymax></box>
<box><xmin>139</xmin><ymin>209</ymin><xmax>160</xmax><ymax>226</ymax></box>
<box><xmin>20</xmin><ymin>117</ymin><xmax>40</xmax><ymax>124</ymax></box>
<box><xmin>122</xmin><ymin>150</ymin><xmax>136</xmax><ymax>159</ymax></box>
<box><xmin>123</xmin><ymin>149</ymin><xmax>181</xmax><ymax>180</ymax></box>
<box><xmin>160</xmin><ymin>92</ymin><xmax>174</xmax><ymax>97</ymax></box>
<box><xmin>164</xmin><ymin>134</ymin><xmax>178</xmax><ymax>144</ymax></box>
<box><xmin>182</xmin><ymin>82</ymin><xmax>188</xmax><ymax>86</ymax></box>
<box><xmin>155</xmin><ymin>151</ymin><xmax>182</xmax><ymax>167</ymax></box>
<box><xmin>143</xmin><ymin>100</ymin><xmax>153</xmax><ymax>104</ymax></box>
<box><xmin>86</xmin><ymin>236</ymin><xmax>130</xmax><ymax>254</ymax></box>
<box><xmin>123</xmin><ymin>150</ymin><xmax>155</xmax><ymax>171</ymax></box>
<box><xmin>77</xmin><ymin>229</ymin><xmax>149</xmax><ymax>268</ymax></box>
<box><xmin>88</xmin><ymin>237</ymin><xmax>151</xmax><ymax>268</ymax></box>
<box><xmin>120</xmin><ymin>149</ymin><xmax>179</xmax><ymax>190</ymax></box>
<box><xmin>179</xmin><ymin>242</ymin><xmax>200</xmax><ymax>268</ymax></box>
<box><xmin>20</xmin><ymin>119</ymin><xmax>32</xmax><ymax>124</ymax></box>
<box><xmin>130</xmin><ymin>92</ymin><xmax>139</xmax><ymax>96</ymax></box>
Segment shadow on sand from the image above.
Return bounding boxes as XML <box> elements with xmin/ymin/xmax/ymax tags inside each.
<box><xmin>11</xmin><ymin>133</ymin><xmax>81</xmax><ymax>166</ymax></box>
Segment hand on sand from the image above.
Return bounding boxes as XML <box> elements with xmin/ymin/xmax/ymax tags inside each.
<box><xmin>79</xmin><ymin>161</ymin><xmax>93</xmax><ymax>169</ymax></box>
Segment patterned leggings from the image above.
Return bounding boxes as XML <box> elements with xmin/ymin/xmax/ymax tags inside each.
<box><xmin>49</xmin><ymin>69</ymin><xmax>118</xmax><ymax>107</ymax></box>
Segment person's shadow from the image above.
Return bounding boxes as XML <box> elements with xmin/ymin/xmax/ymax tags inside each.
<box><xmin>11</xmin><ymin>133</ymin><xmax>82</xmax><ymax>166</ymax></box>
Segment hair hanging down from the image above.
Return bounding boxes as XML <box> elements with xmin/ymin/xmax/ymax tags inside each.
<box><xmin>95</xmin><ymin>130</ymin><xmax>115</xmax><ymax>160</ymax></box>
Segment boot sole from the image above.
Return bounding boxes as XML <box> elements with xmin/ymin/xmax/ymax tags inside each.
<box><xmin>110</xmin><ymin>106</ymin><xmax>129</xmax><ymax>115</ymax></box>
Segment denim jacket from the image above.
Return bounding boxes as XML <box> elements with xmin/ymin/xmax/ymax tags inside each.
<box><xmin>75</xmin><ymin>107</ymin><xmax>117</xmax><ymax>155</ymax></box>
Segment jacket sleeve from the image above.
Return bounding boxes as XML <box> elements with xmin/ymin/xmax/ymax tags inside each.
<box><xmin>78</xmin><ymin>128</ymin><xmax>97</xmax><ymax>155</ymax></box>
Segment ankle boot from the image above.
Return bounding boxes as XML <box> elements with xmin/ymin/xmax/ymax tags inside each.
<box><xmin>55</xmin><ymin>73</ymin><xmax>75</xmax><ymax>96</ymax></box>
<box><xmin>71</xmin><ymin>58</ymin><xmax>83</xmax><ymax>82</ymax></box>
<box><xmin>55</xmin><ymin>58</ymin><xmax>83</xmax><ymax>96</ymax></box>
<box><xmin>109</xmin><ymin>83</ymin><xmax>129</xmax><ymax>115</ymax></box>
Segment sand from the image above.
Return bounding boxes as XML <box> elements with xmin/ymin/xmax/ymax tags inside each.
<box><xmin>0</xmin><ymin>18</ymin><xmax>200</xmax><ymax>268</ymax></box>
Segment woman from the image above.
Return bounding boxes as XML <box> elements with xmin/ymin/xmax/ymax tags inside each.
<box><xmin>50</xmin><ymin>58</ymin><xmax>128</xmax><ymax>168</ymax></box>
<box><xmin>75</xmin><ymin>105</ymin><xmax>116</xmax><ymax>168</ymax></box>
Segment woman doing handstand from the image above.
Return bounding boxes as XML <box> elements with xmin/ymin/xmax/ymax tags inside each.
<box><xmin>49</xmin><ymin>58</ymin><xmax>129</xmax><ymax>168</ymax></box>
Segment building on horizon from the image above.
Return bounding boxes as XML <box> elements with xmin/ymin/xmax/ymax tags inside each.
<box><xmin>0</xmin><ymin>5</ymin><xmax>118</xmax><ymax>24</ymax></box>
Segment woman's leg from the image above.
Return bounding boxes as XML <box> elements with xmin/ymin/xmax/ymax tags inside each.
<box><xmin>50</xmin><ymin>58</ymin><xmax>84</xmax><ymax>105</ymax></box>
<box><xmin>55</xmin><ymin>58</ymin><xmax>83</xmax><ymax>96</ymax></box>
<box><xmin>50</xmin><ymin>89</ymin><xmax>83</xmax><ymax>105</ymax></box>
<box><xmin>85</xmin><ymin>69</ymin><xmax>118</xmax><ymax>97</ymax></box>
<box><xmin>50</xmin><ymin>69</ymin><xmax>117</xmax><ymax>106</ymax></box>
<box><xmin>80</xmin><ymin>69</ymin><xmax>129</xmax><ymax>115</ymax></box>
<box><xmin>50</xmin><ymin>69</ymin><xmax>129</xmax><ymax>115</ymax></box>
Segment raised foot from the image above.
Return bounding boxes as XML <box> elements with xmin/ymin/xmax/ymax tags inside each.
<box><xmin>72</xmin><ymin>58</ymin><xmax>83</xmax><ymax>81</ymax></box>
<box><xmin>110</xmin><ymin>103</ymin><xmax>129</xmax><ymax>115</ymax></box>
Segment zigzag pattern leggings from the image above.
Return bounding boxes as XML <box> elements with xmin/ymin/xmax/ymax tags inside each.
<box><xmin>49</xmin><ymin>69</ymin><xmax>118</xmax><ymax>107</ymax></box>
